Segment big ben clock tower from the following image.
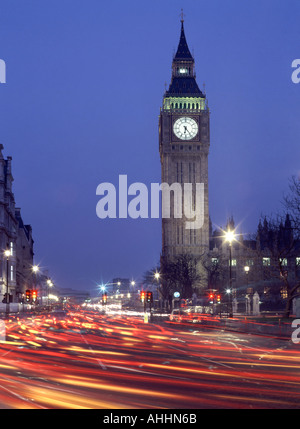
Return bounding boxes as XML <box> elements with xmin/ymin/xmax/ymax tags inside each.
<box><xmin>159</xmin><ymin>17</ymin><xmax>210</xmax><ymax>289</ymax></box>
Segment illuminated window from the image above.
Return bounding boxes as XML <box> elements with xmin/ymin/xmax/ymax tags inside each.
<box><xmin>10</xmin><ymin>242</ymin><xmax>13</xmax><ymax>256</ymax></box>
<box><xmin>10</xmin><ymin>265</ymin><xmax>14</xmax><ymax>281</ymax></box>
<box><xmin>280</xmin><ymin>258</ymin><xmax>288</xmax><ymax>266</ymax></box>
<box><xmin>229</xmin><ymin>259</ymin><xmax>237</xmax><ymax>266</ymax></box>
<box><xmin>280</xmin><ymin>286</ymin><xmax>288</xmax><ymax>299</ymax></box>
<box><xmin>263</xmin><ymin>257</ymin><xmax>270</xmax><ymax>266</ymax></box>
<box><xmin>296</xmin><ymin>257</ymin><xmax>300</xmax><ymax>266</ymax></box>
<box><xmin>211</xmin><ymin>257</ymin><xmax>218</xmax><ymax>265</ymax></box>
<box><xmin>179</xmin><ymin>68</ymin><xmax>188</xmax><ymax>74</ymax></box>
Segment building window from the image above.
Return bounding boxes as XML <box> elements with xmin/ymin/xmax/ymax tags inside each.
<box><xmin>10</xmin><ymin>242</ymin><xmax>13</xmax><ymax>256</ymax></box>
<box><xmin>280</xmin><ymin>258</ymin><xmax>288</xmax><ymax>266</ymax></box>
<box><xmin>10</xmin><ymin>265</ymin><xmax>14</xmax><ymax>282</ymax></box>
<box><xmin>296</xmin><ymin>257</ymin><xmax>300</xmax><ymax>266</ymax></box>
<box><xmin>280</xmin><ymin>286</ymin><xmax>288</xmax><ymax>299</ymax></box>
<box><xmin>263</xmin><ymin>257</ymin><xmax>270</xmax><ymax>266</ymax></box>
<box><xmin>211</xmin><ymin>258</ymin><xmax>218</xmax><ymax>265</ymax></box>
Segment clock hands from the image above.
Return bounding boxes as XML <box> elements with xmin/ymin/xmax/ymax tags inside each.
<box><xmin>183</xmin><ymin>125</ymin><xmax>191</xmax><ymax>136</ymax></box>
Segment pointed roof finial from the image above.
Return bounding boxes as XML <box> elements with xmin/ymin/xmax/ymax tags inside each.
<box><xmin>174</xmin><ymin>11</ymin><xmax>193</xmax><ymax>61</ymax></box>
<box><xmin>180</xmin><ymin>8</ymin><xmax>185</xmax><ymax>23</ymax></box>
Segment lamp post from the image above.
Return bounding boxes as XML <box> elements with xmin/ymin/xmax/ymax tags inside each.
<box><xmin>244</xmin><ymin>265</ymin><xmax>249</xmax><ymax>290</ymax></box>
<box><xmin>224</xmin><ymin>230</ymin><xmax>235</xmax><ymax>318</ymax></box>
<box><xmin>32</xmin><ymin>265</ymin><xmax>39</xmax><ymax>307</ymax></box>
<box><xmin>154</xmin><ymin>271</ymin><xmax>161</xmax><ymax>310</ymax></box>
<box><xmin>47</xmin><ymin>279</ymin><xmax>53</xmax><ymax>309</ymax></box>
<box><xmin>4</xmin><ymin>249</ymin><xmax>11</xmax><ymax>319</ymax></box>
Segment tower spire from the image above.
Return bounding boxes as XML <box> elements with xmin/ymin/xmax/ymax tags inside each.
<box><xmin>180</xmin><ymin>8</ymin><xmax>185</xmax><ymax>23</ymax></box>
<box><xmin>174</xmin><ymin>13</ymin><xmax>193</xmax><ymax>61</ymax></box>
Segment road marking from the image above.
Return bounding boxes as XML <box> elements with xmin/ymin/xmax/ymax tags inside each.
<box><xmin>80</xmin><ymin>334</ymin><xmax>107</xmax><ymax>370</ymax></box>
<box><xmin>0</xmin><ymin>382</ymin><xmax>47</xmax><ymax>408</ymax></box>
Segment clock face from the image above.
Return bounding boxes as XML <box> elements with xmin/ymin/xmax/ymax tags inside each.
<box><xmin>173</xmin><ymin>117</ymin><xmax>198</xmax><ymax>140</ymax></box>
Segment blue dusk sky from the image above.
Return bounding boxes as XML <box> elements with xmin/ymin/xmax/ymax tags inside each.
<box><xmin>0</xmin><ymin>0</ymin><xmax>299</xmax><ymax>294</ymax></box>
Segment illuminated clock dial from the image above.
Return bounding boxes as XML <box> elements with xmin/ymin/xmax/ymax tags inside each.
<box><xmin>173</xmin><ymin>117</ymin><xmax>198</xmax><ymax>140</ymax></box>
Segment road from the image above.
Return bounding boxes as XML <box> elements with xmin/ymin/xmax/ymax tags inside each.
<box><xmin>0</xmin><ymin>308</ymin><xmax>299</xmax><ymax>409</ymax></box>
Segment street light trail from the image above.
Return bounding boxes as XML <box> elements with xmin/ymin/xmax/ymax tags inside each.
<box><xmin>0</xmin><ymin>309</ymin><xmax>299</xmax><ymax>408</ymax></box>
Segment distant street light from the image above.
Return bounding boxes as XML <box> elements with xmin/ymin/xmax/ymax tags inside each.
<box><xmin>32</xmin><ymin>265</ymin><xmax>39</xmax><ymax>305</ymax></box>
<box><xmin>4</xmin><ymin>249</ymin><xmax>11</xmax><ymax>319</ymax></box>
<box><xmin>224</xmin><ymin>229</ymin><xmax>235</xmax><ymax>317</ymax></box>
<box><xmin>32</xmin><ymin>265</ymin><xmax>39</xmax><ymax>274</ymax></box>
<box><xmin>47</xmin><ymin>279</ymin><xmax>53</xmax><ymax>308</ymax></box>
<box><xmin>244</xmin><ymin>265</ymin><xmax>250</xmax><ymax>290</ymax></box>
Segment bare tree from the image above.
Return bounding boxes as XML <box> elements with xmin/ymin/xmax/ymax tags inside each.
<box><xmin>161</xmin><ymin>253</ymin><xmax>201</xmax><ymax>299</ymax></box>
<box><xmin>284</xmin><ymin>175</ymin><xmax>300</xmax><ymax>234</ymax></box>
<box><xmin>257</xmin><ymin>214</ymin><xmax>300</xmax><ymax>317</ymax></box>
<box><xmin>201</xmin><ymin>252</ymin><xmax>228</xmax><ymax>291</ymax></box>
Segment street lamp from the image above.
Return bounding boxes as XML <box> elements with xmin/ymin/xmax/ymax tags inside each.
<box><xmin>154</xmin><ymin>272</ymin><xmax>160</xmax><ymax>281</ymax></box>
<box><xmin>224</xmin><ymin>230</ymin><xmax>235</xmax><ymax>317</ymax></box>
<box><xmin>244</xmin><ymin>265</ymin><xmax>249</xmax><ymax>290</ymax></box>
<box><xmin>4</xmin><ymin>249</ymin><xmax>11</xmax><ymax>319</ymax></box>
<box><xmin>98</xmin><ymin>281</ymin><xmax>122</xmax><ymax>300</ymax></box>
<box><xmin>47</xmin><ymin>279</ymin><xmax>53</xmax><ymax>309</ymax></box>
<box><xmin>32</xmin><ymin>265</ymin><xmax>39</xmax><ymax>306</ymax></box>
<box><xmin>32</xmin><ymin>265</ymin><xmax>39</xmax><ymax>274</ymax></box>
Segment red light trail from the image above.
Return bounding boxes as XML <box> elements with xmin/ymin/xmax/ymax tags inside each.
<box><xmin>0</xmin><ymin>308</ymin><xmax>299</xmax><ymax>409</ymax></box>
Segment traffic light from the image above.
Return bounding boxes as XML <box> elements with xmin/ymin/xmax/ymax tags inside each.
<box><xmin>25</xmin><ymin>289</ymin><xmax>31</xmax><ymax>303</ymax></box>
<box><xmin>102</xmin><ymin>292</ymin><xmax>107</xmax><ymax>305</ymax></box>
<box><xmin>32</xmin><ymin>290</ymin><xmax>37</xmax><ymax>303</ymax></box>
<box><xmin>217</xmin><ymin>294</ymin><xmax>221</xmax><ymax>303</ymax></box>
<box><xmin>140</xmin><ymin>291</ymin><xmax>146</xmax><ymax>303</ymax></box>
<box><xmin>2</xmin><ymin>293</ymin><xmax>13</xmax><ymax>303</ymax></box>
<box><xmin>209</xmin><ymin>293</ymin><xmax>214</xmax><ymax>302</ymax></box>
<box><xmin>146</xmin><ymin>291</ymin><xmax>153</xmax><ymax>303</ymax></box>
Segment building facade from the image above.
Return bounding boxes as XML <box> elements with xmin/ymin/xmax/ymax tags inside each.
<box><xmin>209</xmin><ymin>215</ymin><xmax>300</xmax><ymax>311</ymax></box>
<box><xmin>0</xmin><ymin>145</ymin><xmax>17</xmax><ymax>301</ymax></box>
<box><xmin>0</xmin><ymin>145</ymin><xmax>34</xmax><ymax>303</ymax></box>
<box><xmin>159</xmin><ymin>19</ymin><xmax>210</xmax><ymax>290</ymax></box>
<box><xmin>15</xmin><ymin>208</ymin><xmax>34</xmax><ymax>300</ymax></box>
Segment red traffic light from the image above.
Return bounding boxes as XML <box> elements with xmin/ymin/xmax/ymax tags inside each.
<box><xmin>25</xmin><ymin>289</ymin><xmax>31</xmax><ymax>302</ymax></box>
<box><xmin>146</xmin><ymin>291</ymin><xmax>153</xmax><ymax>303</ymax></box>
<box><xmin>32</xmin><ymin>290</ymin><xmax>37</xmax><ymax>302</ymax></box>
<box><xmin>102</xmin><ymin>292</ymin><xmax>107</xmax><ymax>304</ymax></box>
